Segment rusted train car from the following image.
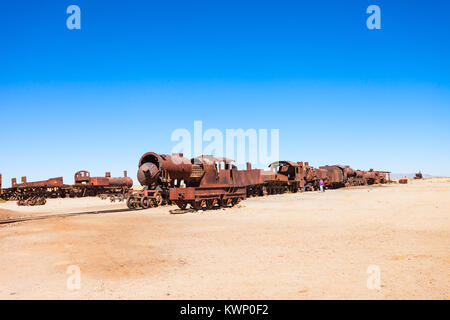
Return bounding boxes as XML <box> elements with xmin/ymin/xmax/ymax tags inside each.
<box><xmin>73</xmin><ymin>170</ymin><xmax>132</xmax><ymax>199</ymax></box>
<box><xmin>169</xmin><ymin>155</ymin><xmax>258</xmax><ymax>210</ymax></box>
<box><xmin>262</xmin><ymin>161</ymin><xmax>305</xmax><ymax>194</ymax></box>
<box><xmin>0</xmin><ymin>171</ymin><xmax>132</xmax><ymax>206</ymax></box>
<box><xmin>310</xmin><ymin>165</ymin><xmax>389</xmax><ymax>189</ymax></box>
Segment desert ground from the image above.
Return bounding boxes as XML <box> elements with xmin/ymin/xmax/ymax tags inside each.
<box><xmin>0</xmin><ymin>178</ymin><xmax>449</xmax><ymax>299</ymax></box>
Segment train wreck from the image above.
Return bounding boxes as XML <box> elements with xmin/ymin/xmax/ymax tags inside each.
<box><xmin>0</xmin><ymin>152</ymin><xmax>392</xmax><ymax>210</ymax></box>
<box><xmin>0</xmin><ymin>171</ymin><xmax>132</xmax><ymax>206</ymax></box>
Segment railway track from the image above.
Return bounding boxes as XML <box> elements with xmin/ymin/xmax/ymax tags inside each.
<box><xmin>0</xmin><ymin>208</ymin><xmax>130</xmax><ymax>225</ymax></box>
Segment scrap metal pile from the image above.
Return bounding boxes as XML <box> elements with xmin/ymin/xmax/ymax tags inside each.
<box><xmin>126</xmin><ymin>152</ymin><xmax>391</xmax><ymax>211</ymax></box>
<box><xmin>0</xmin><ymin>171</ymin><xmax>132</xmax><ymax>206</ymax></box>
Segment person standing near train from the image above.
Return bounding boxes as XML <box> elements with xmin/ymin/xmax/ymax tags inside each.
<box><xmin>319</xmin><ymin>179</ymin><xmax>324</xmax><ymax>192</ymax></box>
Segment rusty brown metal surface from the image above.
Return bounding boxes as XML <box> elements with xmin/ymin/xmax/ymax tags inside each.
<box><xmin>319</xmin><ymin>165</ymin><xmax>345</xmax><ymax>188</ymax></box>
<box><xmin>74</xmin><ymin>170</ymin><xmax>132</xmax><ymax>187</ymax></box>
<box><xmin>138</xmin><ymin>152</ymin><xmax>193</xmax><ymax>186</ymax></box>
<box><xmin>0</xmin><ymin>170</ymin><xmax>132</xmax><ymax>206</ymax></box>
<box><xmin>265</xmin><ymin>161</ymin><xmax>305</xmax><ymax>193</ymax></box>
<box><xmin>3</xmin><ymin>176</ymin><xmax>65</xmax><ymax>206</ymax></box>
<box><xmin>11</xmin><ymin>176</ymin><xmax>64</xmax><ymax>188</ymax></box>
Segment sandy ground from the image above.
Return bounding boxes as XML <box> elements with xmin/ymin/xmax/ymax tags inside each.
<box><xmin>0</xmin><ymin>178</ymin><xmax>449</xmax><ymax>300</ymax></box>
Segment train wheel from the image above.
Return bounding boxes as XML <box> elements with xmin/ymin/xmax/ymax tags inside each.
<box><xmin>154</xmin><ymin>192</ymin><xmax>163</xmax><ymax>206</ymax></box>
<box><xmin>259</xmin><ymin>187</ymin><xmax>267</xmax><ymax>197</ymax></box>
<box><xmin>140</xmin><ymin>196</ymin><xmax>151</xmax><ymax>209</ymax></box>
<box><xmin>176</xmin><ymin>201</ymin><xmax>187</xmax><ymax>210</ymax></box>
<box><xmin>206</xmin><ymin>199</ymin><xmax>215</xmax><ymax>210</ymax></box>
<box><xmin>127</xmin><ymin>196</ymin><xmax>137</xmax><ymax>210</ymax></box>
<box><xmin>221</xmin><ymin>198</ymin><xmax>232</xmax><ymax>207</ymax></box>
<box><xmin>192</xmin><ymin>201</ymin><xmax>203</xmax><ymax>211</ymax></box>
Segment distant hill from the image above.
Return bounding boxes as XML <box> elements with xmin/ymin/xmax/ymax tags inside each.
<box><xmin>390</xmin><ymin>173</ymin><xmax>433</xmax><ymax>179</ymax></box>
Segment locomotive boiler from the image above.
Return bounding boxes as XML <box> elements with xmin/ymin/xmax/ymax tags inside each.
<box><xmin>127</xmin><ymin>152</ymin><xmax>198</xmax><ymax>209</ymax></box>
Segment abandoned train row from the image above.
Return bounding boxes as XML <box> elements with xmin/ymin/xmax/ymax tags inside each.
<box><xmin>0</xmin><ymin>152</ymin><xmax>390</xmax><ymax>210</ymax></box>
<box><xmin>0</xmin><ymin>170</ymin><xmax>132</xmax><ymax>206</ymax></box>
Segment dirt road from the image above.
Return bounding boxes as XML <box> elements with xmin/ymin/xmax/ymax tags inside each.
<box><xmin>0</xmin><ymin>178</ymin><xmax>449</xmax><ymax>299</ymax></box>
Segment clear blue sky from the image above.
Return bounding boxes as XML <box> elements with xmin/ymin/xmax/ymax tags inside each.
<box><xmin>1</xmin><ymin>0</ymin><xmax>449</xmax><ymax>186</ymax></box>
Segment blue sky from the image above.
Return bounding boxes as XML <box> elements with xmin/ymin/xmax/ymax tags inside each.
<box><xmin>1</xmin><ymin>0</ymin><xmax>449</xmax><ymax>186</ymax></box>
